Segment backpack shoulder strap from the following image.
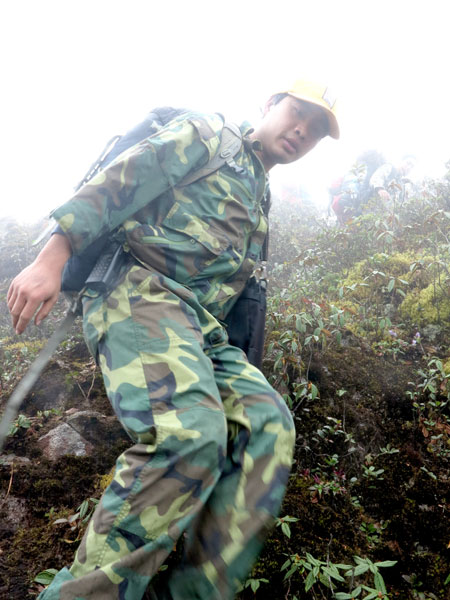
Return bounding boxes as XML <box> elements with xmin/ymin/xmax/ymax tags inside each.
<box><xmin>74</xmin><ymin>135</ymin><xmax>122</xmax><ymax>191</ymax></box>
<box><xmin>178</xmin><ymin>121</ymin><xmax>243</xmax><ymax>187</ymax></box>
<box><xmin>75</xmin><ymin>111</ymin><xmax>242</xmax><ymax>192</ymax></box>
<box><xmin>74</xmin><ymin>107</ymin><xmax>189</xmax><ymax>191</ymax></box>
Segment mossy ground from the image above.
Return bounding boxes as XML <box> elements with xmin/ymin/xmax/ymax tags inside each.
<box><xmin>1</xmin><ymin>335</ymin><xmax>448</xmax><ymax>599</ymax></box>
<box><xmin>1</xmin><ymin>156</ymin><xmax>449</xmax><ymax>599</ymax></box>
<box><xmin>236</xmin><ymin>341</ymin><xmax>449</xmax><ymax>599</ymax></box>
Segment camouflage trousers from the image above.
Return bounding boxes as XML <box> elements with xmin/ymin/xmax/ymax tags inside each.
<box><xmin>38</xmin><ymin>264</ymin><xmax>295</xmax><ymax>600</ymax></box>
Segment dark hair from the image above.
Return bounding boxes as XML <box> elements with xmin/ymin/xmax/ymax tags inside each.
<box><xmin>270</xmin><ymin>93</ymin><xmax>289</xmax><ymax>105</ymax></box>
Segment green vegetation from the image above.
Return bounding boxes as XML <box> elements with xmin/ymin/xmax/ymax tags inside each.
<box><xmin>0</xmin><ymin>165</ymin><xmax>449</xmax><ymax>598</ymax></box>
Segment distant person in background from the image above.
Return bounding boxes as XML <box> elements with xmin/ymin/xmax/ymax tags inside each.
<box><xmin>278</xmin><ymin>182</ymin><xmax>310</xmax><ymax>207</ymax></box>
<box><xmin>370</xmin><ymin>154</ymin><xmax>416</xmax><ymax>204</ymax></box>
<box><xmin>330</xmin><ymin>149</ymin><xmax>385</xmax><ymax>224</ymax></box>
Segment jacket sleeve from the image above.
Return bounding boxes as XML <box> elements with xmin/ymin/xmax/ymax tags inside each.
<box><xmin>50</xmin><ymin>112</ymin><xmax>224</xmax><ymax>255</ymax></box>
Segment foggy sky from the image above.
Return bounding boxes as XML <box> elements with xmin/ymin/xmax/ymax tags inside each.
<box><xmin>1</xmin><ymin>0</ymin><xmax>448</xmax><ymax>222</ymax></box>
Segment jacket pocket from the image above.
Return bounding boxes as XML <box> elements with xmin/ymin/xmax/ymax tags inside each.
<box><xmin>126</xmin><ymin>206</ymin><xmax>231</xmax><ymax>283</ymax></box>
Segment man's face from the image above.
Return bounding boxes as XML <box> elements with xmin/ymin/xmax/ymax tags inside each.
<box><xmin>252</xmin><ymin>95</ymin><xmax>329</xmax><ymax>171</ymax></box>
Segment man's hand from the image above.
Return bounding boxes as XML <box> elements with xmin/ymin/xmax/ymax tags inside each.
<box><xmin>7</xmin><ymin>233</ymin><xmax>71</xmax><ymax>334</ymax></box>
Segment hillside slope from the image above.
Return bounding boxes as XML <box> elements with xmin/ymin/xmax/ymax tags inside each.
<box><xmin>0</xmin><ymin>170</ymin><xmax>449</xmax><ymax>599</ymax></box>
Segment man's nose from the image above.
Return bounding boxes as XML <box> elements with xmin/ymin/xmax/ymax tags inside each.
<box><xmin>294</xmin><ymin>121</ymin><xmax>306</xmax><ymax>139</ymax></box>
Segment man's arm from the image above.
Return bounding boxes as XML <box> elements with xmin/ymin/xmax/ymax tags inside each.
<box><xmin>369</xmin><ymin>163</ymin><xmax>393</xmax><ymax>200</ymax></box>
<box><xmin>51</xmin><ymin>112</ymin><xmax>223</xmax><ymax>256</ymax></box>
<box><xmin>8</xmin><ymin>113</ymin><xmax>224</xmax><ymax>333</ymax></box>
<box><xmin>7</xmin><ymin>233</ymin><xmax>71</xmax><ymax>334</ymax></box>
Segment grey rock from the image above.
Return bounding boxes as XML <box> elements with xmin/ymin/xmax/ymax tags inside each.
<box><xmin>0</xmin><ymin>495</ymin><xmax>29</xmax><ymax>534</ymax></box>
<box><xmin>37</xmin><ymin>423</ymin><xmax>94</xmax><ymax>460</ymax></box>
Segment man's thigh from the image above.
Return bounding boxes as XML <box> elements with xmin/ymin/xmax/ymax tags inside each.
<box><xmin>82</xmin><ymin>265</ymin><xmax>226</xmax><ymax>441</ymax></box>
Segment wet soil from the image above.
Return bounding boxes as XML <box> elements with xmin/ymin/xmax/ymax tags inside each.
<box><xmin>0</xmin><ymin>337</ymin><xmax>449</xmax><ymax>599</ymax></box>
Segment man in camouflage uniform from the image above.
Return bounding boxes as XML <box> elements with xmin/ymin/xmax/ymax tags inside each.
<box><xmin>7</xmin><ymin>79</ymin><xmax>339</xmax><ymax>600</ymax></box>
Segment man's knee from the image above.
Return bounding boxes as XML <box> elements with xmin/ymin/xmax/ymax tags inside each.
<box><xmin>152</xmin><ymin>406</ymin><xmax>228</xmax><ymax>470</ymax></box>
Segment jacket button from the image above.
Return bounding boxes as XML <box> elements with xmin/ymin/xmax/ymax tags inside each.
<box><xmin>210</xmin><ymin>331</ymin><xmax>222</xmax><ymax>344</ymax></box>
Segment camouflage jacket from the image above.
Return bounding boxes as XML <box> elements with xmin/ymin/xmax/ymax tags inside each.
<box><xmin>51</xmin><ymin>111</ymin><xmax>268</xmax><ymax>320</ymax></box>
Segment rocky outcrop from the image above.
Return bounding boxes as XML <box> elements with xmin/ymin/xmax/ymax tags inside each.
<box><xmin>34</xmin><ymin>411</ymin><xmax>129</xmax><ymax>461</ymax></box>
<box><xmin>37</xmin><ymin>423</ymin><xmax>94</xmax><ymax>460</ymax></box>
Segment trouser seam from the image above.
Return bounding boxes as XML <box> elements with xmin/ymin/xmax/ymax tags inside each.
<box><xmin>96</xmin><ymin>290</ymin><xmax>153</xmax><ymax>568</ymax></box>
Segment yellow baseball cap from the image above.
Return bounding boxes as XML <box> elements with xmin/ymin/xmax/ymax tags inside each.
<box><xmin>282</xmin><ymin>79</ymin><xmax>340</xmax><ymax>139</ymax></box>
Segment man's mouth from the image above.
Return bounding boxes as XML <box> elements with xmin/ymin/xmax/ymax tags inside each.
<box><xmin>282</xmin><ymin>137</ymin><xmax>298</xmax><ymax>154</ymax></box>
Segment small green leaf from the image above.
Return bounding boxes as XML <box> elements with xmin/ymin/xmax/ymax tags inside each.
<box><xmin>305</xmin><ymin>553</ymin><xmax>321</xmax><ymax>567</ymax></box>
<box><xmin>281</xmin><ymin>559</ymin><xmax>291</xmax><ymax>571</ymax></box>
<box><xmin>322</xmin><ymin>565</ymin><xmax>345</xmax><ymax>582</ymax></box>
<box><xmin>362</xmin><ymin>592</ymin><xmax>379</xmax><ymax>600</ymax></box>
<box><xmin>304</xmin><ymin>569</ymin><xmax>316</xmax><ymax>592</ymax></box>
<box><xmin>295</xmin><ymin>316</ymin><xmax>305</xmax><ymax>332</ymax></box>
<box><xmin>78</xmin><ymin>500</ymin><xmax>89</xmax><ymax>519</ymax></box>
<box><xmin>34</xmin><ymin>568</ymin><xmax>58</xmax><ymax>585</ymax></box>
<box><xmin>375</xmin><ymin>560</ymin><xmax>397</xmax><ymax>567</ymax></box>
<box><xmin>284</xmin><ymin>565</ymin><xmax>298</xmax><ymax>580</ymax></box>
<box><xmin>374</xmin><ymin>571</ymin><xmax>387</xmax><ymax>593</ymax></box>
<box><xmin>318</xmin><ymin>571</ymin><xmax>332</xmax><ymax>588</ymax></box>
<box><xmin>353</xmin><ymin>564</ymin><xmax>369</xmax><ymax>576</ymax></box>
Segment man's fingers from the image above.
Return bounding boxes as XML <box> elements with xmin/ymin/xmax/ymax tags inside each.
<box><xmin>9</xmin><ymin>295</ymin><xmax>27</xmax><ymax>330</ymax></box>
<box><xmin>13</xmin><ymin>299</ymin><xmax>42</xmax><ymax>334</ymax></box>
<box><xmin>7</xmin><ymin>279</ymin><xmax>20</xmax><ymax>309</ymax></box>
<box><xmin>6</xmin><ymin>237</ymin><xmax>68</xmax><ymax>335</ymax></box>
<box><xmin>10</xmin><ymin>290</ymin><xmax>49</xmax><ymax>334</ymax></box>
<box><xmin>6</xmin><ymin>283</ymin><xmax>15</xmax><ymax>305</ymax></box>
<box><xmin>34</xmin><ymin>296</ymin><xmax>58</xmax><ymax>327</ymax></box>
